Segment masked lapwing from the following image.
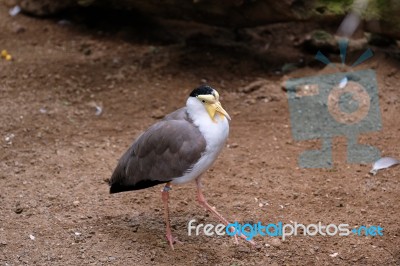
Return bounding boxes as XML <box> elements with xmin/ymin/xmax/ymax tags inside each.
<box><xmin>109</xmin><ymin>85</ymin><xmax>253</xmax><ymax>249</ymax></box>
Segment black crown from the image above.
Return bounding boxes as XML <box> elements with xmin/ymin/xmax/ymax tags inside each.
<box><xmin>190</xmin><ymin>85</ymin><xmax>214</xmax><ymax>97</ymax></box>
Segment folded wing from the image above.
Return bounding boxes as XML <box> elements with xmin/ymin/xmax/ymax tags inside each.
<box><xmin>109</xmin><ymin>109</ymin><xmax>206</xmax><ymax>193</ymax></box>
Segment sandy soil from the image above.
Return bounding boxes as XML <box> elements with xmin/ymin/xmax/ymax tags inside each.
<box><xmin>0</xmin><ymin>5</ymin><xmax>399</xmax><ymax>266</ymax></box>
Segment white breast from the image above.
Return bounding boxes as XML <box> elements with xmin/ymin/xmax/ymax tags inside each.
<box><xmin>171</xmin><ymin>97</ymin><xmax>229</xmax><ymax>184</ymax></box>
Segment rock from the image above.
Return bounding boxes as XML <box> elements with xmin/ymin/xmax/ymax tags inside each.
<box><xmin>228</xmin><ymin>143</ymin><xmax>239</xmax><ymax>148</ymax></box>
<box><xmin>15</xmin><ymin>207</ymin><xmax>23</xmax><ymax>214</ymax></box>
<box><xmin>151</xmin><ymin>109</ymin><xmax>164</xmax><ymax>119</ymax></box>
<box><xmin>239</xmin><ymin>80</ymin><xmax>267</xmax><ymax>94</ymax></box>
<box><xmin>14</xmin><ymin>202</ymin><xmax>23</xmax><ymax>214</ymax></box>
<box><xmin>336</xmin><ymin>202</ymin><xmax>344</xmax><ymax>207</ymax></box>
<box><xmin>17</xmin><ymin>0</ymin><xmax>75</xmax><ymax>16</ymax></box>
<box><xmin>73</xmin><ymin>200</ymin><xmax>80</xmax><ymax>206</ymax></box>
<box><xmin>14</xmin><ymin>0</ymin><xmax>400</xmax><ymax>39</ymax></box>
<box><xmin>245</xmin><ymin>99</ymin><xmax>256</xmax><ymax>105</ymax></box>
<box><xmin>18</xmin><ymin>0</ymin><xmax>314</xmax><ymax>24</ymax></box>
<box><xmin>270</xmin><ymin>238</ymin><xmax>281</xmax><ymax>248</ymax></box>
<box><xmin>303</xmin><ymin>30</ymin><xmax>337</xmax><ymax>52</ymax></box>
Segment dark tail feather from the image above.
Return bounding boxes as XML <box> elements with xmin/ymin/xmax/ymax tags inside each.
<box><xmin>109</xmin><ymin>179</ymin><xmax>169</xmax><ymax>193</ymax></box>
<box><xmin>109</xmin><ymin>147</ymin><xmax>170</xmax><ymax>193</ymax></box>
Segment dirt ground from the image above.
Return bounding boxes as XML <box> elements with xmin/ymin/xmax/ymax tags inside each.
<box><xmin>0</xmin><ymin>4</ymin><xmax>399</xmax><ymax>266</ymax></box>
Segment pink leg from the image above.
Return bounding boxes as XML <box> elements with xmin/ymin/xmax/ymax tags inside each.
<box><xmin>161</xmin><ymin>183</ymin><xmax>175</xmax><ymax>250</ymax></box>
<box><xmin>196</xmin><ymin>179</ymin><xmax>255</xmax><ymax>245</ymax></box>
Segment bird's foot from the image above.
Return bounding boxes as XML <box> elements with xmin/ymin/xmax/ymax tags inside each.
<box><xmin>228</xmin><ymin>226</ymin><xmax>256</xmax><ymax>246</ymax></box>
<box><xmin>165</xmin><ymin>234</ymin><xmax>182</xmax><ymax>250</ymax></box>
<box><xmin>195</xmin><ymin>179</ymin><xmax>256</xmax><ymax>247</ymax></box>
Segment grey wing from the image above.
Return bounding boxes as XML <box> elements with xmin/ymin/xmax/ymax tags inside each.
<box><xmin>109</xmin><ymin>119</ymin><xmax>206</xmax><ymax>193</ymax></box>
<box><xmin>163</xmin><ymin>107</ymin><xmax>189</xmax><ymax>121</ymax></box>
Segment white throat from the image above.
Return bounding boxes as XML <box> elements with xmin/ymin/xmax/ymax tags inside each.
<box><xmin>185</xmin><ymin>97</ymin><xmax>230</xmax><ymax>136</ymax></box>
<box><xmin>171</xmin><ymin>97</ymin><xmax>229</xmax><ymax>184</ymax></box>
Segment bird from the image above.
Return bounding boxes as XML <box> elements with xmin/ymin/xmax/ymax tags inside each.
<box><xmin>109</xmin><ymin>85</ymin><xmax>252</xmax><ymax>249</ymax></box>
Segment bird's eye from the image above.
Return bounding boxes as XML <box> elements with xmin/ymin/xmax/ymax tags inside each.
<box><xmin>202</xmin><ymin>100</ymin><xmax>206</xmax><ymax>103</ymax></box>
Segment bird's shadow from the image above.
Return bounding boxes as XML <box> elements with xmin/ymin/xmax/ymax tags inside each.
<box><xmin>94</xmin><ymin>211</ymin><xmax>188</xmax><ymax>246</ymax></box>
<box><xmin>94</xmin><ymin>208</ymin><xmax>234</xmax><ymax>251</ymax></box>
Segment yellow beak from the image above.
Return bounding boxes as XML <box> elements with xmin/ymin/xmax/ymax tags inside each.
<box><xmin>205</xmin><ymin>101</ymin><xmax>231</xmax><ymax>122</ymax></box>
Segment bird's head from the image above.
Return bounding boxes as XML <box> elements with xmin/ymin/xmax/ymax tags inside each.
<box><xmin>188</xmin><ymin>85</ymin><xmax>231</xmax><ymax>122</ymax></box>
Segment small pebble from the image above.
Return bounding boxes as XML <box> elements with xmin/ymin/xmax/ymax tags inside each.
<box><xmin>270</xmin><ymin>238</ymin><xmax>281</xmax><ymax>248</ymax></box>
<box><xmin>15</xmin><ymin>207</ymin><xmax>23</xmax><ymax>214</ymax></box>
<box><xmin>39</xmin><ymin>108</ymin><xmax>47</xmax><ymax>114</ymax></box>
<box><xmin>151</xmin><ymin>110</ymin><xmax>164</xmax><ymax>119</ymax></box>
<box><xmin>229</xmin><ymin>143</ymin><xmax>239</xmax><ymax>148</ymax></box>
